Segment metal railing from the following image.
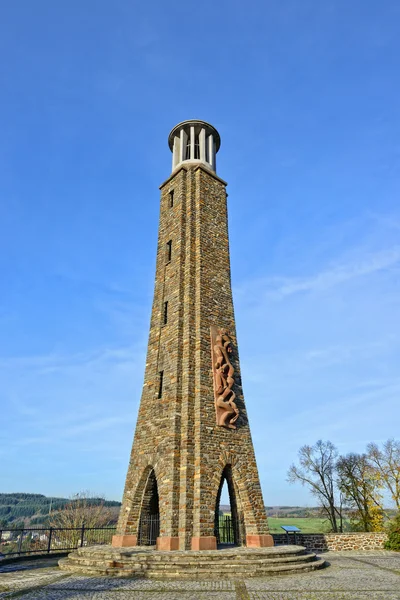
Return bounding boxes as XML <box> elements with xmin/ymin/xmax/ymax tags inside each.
<box><xmin>0</xmin><ymin>516</ymin><xmax>240</xmax><ymax>558</ymax></box>
<box><xmin>0</xmin><ymin>525</ymin><xmax>116</xmax><ymax>558</ymax></box>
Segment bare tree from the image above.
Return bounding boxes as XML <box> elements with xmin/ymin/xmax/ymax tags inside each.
<box><xmin>367</xmin><ymin>439</ymin><xmax>400</xmax><ymax>510</ymax></box>
<box><xmin>288</xmin><ymin>440</ymin><xmax>343</xmax><ymax>532</ymax></box>
<box><xmin>49</xmin><ymin>492</ymin><xmax>114</xmax><ymax>529</ymax></box>
<box><xmin>337</xmin><ymin>453</ymin><xmax>385</xmax><ymax>531</ymax></box>
<box><xmin>49</xmin><ymin>492</ymin><xmax>115</xmax><ymax>546</ymax></box>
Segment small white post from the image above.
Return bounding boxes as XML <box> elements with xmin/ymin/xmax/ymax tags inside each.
<box><xmin>190</xmin><ymin>126</ymin><xmax>195</xmax><ymax>160</ymax></box>
<box><xmin>180</xmin><ymin>128</ymin><xmax>188</xmax><ymax>163</ymax></box>
<box><xmin>208</xmin><ymin>134</ymin><xmax>214</xmax><ymax>169</ymax></box>
<box><xmin>172</xmin><ymin>136</ymin><xmax>179</xmax><ymax>170</ymax></box>
<box><xmin>200</xmin><ymin>128</ymin><xmax>206</xmax><ymax>162</ymax></box>
<box><xmin>213</xmin><ymin>138</ymin><xmax>217</xmax><ymax>172</ymax></box>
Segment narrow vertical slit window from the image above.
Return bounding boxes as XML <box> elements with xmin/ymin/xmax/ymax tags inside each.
<box><xmin>169</xmin><ymin>190</ymin><xmax>174</xmax><ymax>207</ymax></box>
<box><xmin>163</xmin><ymin>301</ymin><xmax>168</xmax><ymax>325</ymax></box>
<box><xmin>166</xmin><ymin>240</ymin><xmax>172</xmax><ymax>263</ymax></box>
<box><xmin>185</xmin><ymin>137</ymin><xmax>191</xmax><ymax>160</ymax></box>
<box><xmin>158</xmin><ymin>370</ymin><xmax>164</xmax><ymax>399</ymax></box>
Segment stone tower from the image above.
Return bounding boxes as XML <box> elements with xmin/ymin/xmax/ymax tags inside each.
<box><xmin>113</xmin><ymin>120</ymin><xmax>273</xmax><ymax>551</ymax></box>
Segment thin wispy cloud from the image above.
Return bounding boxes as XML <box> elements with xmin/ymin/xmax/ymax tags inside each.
<box><xmin>237</xmin><ymin>245</ymin><xmax>400</xmax><ymax>300</ymax></box>
<box><xmin>0</xmin><ymin>345</ymin><xmax>142</xmax><ymax>373</ymax></box>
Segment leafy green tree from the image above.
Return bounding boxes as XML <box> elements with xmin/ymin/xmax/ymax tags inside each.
<box><xmin>337</xmin><ymin>453</ymin><xmax>385</xmax><ymax>532</ymax></box>
<box><xmin>384</xmin><ymin>511</ymin><xmax>400</xmax><ymax>551</ymax></box>
<box><xmin>367</xmin><ymin>439</ymin><xmax>400</xmax><ymax>511</ymax></box>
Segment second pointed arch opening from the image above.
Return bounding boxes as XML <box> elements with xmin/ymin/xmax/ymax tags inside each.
<box><xmin>214</xmin><ymin>465</ymin><xmax>243</xmax><ymax>546</ymax></box>
<box><xmin>138</xmin><ymin>468</ymin><xmax>160</xmax><ymax>545</ymax></box>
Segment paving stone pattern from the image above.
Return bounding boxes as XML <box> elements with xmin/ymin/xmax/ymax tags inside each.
<box><xmin>1</xmin><ymin>551</ymin><xmax>400</xmax><ymax>599</ymax></box>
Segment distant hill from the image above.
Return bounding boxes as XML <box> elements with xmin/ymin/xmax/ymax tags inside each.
<box><xmin>264</xmin><ymin>506</ymin><xmax>322</xmax><ymax>518</ymax></box>
<box><xmin>0</xmin><ymin>493</ymin><xmax>121</xmax><ymax>528</ymax></box>
<box><xmin>219</xmin><ymin>504</ymin><xmax>322</xmax><ymax>517</ymax></box>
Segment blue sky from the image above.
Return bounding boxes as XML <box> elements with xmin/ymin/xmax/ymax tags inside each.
<box><xmin>1</xmin><ymin>0</ymin><xmax>399</xmax><ymax>507</ymax></box>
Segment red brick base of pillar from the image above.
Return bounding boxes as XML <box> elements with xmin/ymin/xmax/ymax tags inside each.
<box><xmin>111</xmin><ymin>534</ymin><xmax>137</xmax><ymax>547</ymax></box>
<box><xmin>191</xmin><ymin>536</ymin><xmax>217</xmax><ymax>550</ymax></box>
<box><xmin>246</xmin><ymin>534</ymin><xmax>274</xmax><ymax>548</ymax></box>
<box><xmin>156</xmin><ymin>536</ymin><xmax>180</xmax><ymax>551</ymax></box>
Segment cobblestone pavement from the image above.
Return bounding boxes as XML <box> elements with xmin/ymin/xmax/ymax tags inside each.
<box><xmin>0</xmin><ymin>551</ymin><xmax>399</xmax><ymax>599</ymax></box>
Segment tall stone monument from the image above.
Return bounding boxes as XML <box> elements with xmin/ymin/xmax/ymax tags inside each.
<box><xmin>113</xmin><ymin>120</ymin><xmax>273</xmax><ymax>552</ymax></box>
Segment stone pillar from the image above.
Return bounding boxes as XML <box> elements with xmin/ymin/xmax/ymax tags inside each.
<box><xmin>111</xmin><ymin>534</ymin><xmax>137</xmax><ymax>547</ymax></box>
<box><xmin>246</xmin><ymin>535</ymin><xmax>274</xmax><ymax>548</ymax></box>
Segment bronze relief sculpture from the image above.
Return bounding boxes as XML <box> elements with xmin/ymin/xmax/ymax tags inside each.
<box><xmin>210</xmin><ymin>326</ymin><xmax>239</xmax><ymax>429</ymax></box>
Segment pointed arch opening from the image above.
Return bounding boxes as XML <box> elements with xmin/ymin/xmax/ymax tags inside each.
<box><xmin>214</xmin><ymin>465</ymin><xmax>243</xmax><ymax>546</ymax></box>
<box><xmin>138</xmin><ymin>468</ymin><xmax>160</xmax><ymax>545</ymax></box>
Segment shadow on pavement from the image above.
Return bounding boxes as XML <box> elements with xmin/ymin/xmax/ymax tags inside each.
<box><xmin>0</xmin><ymin>558</ymin><xmax>60</xmax><ymax>574</ymax></box>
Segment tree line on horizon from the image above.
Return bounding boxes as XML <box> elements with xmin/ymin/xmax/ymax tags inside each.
<box><xmin>1</xmin><ymin>492</ymin><xmax>332</xmax><ymax>530</ymax></box>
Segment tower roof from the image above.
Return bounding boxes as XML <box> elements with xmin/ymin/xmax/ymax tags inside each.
<box><xmin>168</xmin><ymin>120</ymin><xmax>221</xmax><ymax>152</ymax></box>
<box><xmin>168</xmin><ymin>120</ymin><xmax>221</xmax><ymax>174</ymax></box>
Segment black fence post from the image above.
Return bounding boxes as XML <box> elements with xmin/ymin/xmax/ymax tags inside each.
<box><xmin>17</xmin><ymin>529</ymin><xmax>24</xmax><ymax>556</ymax></box>
<box><xmin>47</xmin><ymin>528</ymin><xmax>53</xmax><ymax>554</ymax></box>
<box><xmin>80</xmin><ymin>523</ymin><xmax>85</xmax><ymax>547</ymax></box>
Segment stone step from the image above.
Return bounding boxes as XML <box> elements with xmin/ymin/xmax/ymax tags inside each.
<box><xmin>59</xmin><ymin>556</ymin><xmax>326</xmax><ymax>578</ymax></box>
<box><xmin>66</xmin><ymin>551</ymin><xmax>317</xmax><ymax>569</ymax></box>
<box><xmin>59</xmin><ymin>545</ymin><xmax>327</xmax><ymax>579</ymax></box>
<box><xmin>73</xmin><ymin>545</ymin><xmax>308</xmax><ymax>562</ymax></box>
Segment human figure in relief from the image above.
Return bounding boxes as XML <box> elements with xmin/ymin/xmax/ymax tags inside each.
<box><xmin>213</xmin><ymin>328</ymin><xmax>239</xmax><ymax>429</ymax></box>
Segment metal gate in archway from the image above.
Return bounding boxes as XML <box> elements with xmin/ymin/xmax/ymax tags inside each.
<box><xmin>216</xmin><ymin>515</ymin><xmax>237</xmax><ymax>545</ymax></box>
<box><xmin>137</xmin><ymin>514</ymin><xmax>160</xmax><ymax>546</ymax></box>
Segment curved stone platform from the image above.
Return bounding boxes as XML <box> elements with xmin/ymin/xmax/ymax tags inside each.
<box><xmin>59</xmin><ymin>544</ymin><xmax>327</xmax><ymax>579</ymax></box>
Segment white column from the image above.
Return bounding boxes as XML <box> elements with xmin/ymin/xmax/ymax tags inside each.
<box><xmin>208</xmin><ymin>134</ymin><xmax>214</xmax><ymax>170</ymax></box>
<box><xmin>199</xmin><ymin>128</ymin><xmax>206</xmax><ymax>162</ymax></box>
<box><xmin>190</xmin><ymin>126</ymin><xmax>195</xmax><ymax>160</ymax></box>
<box><xmin>172</xmin><ymin>136</ymin><xmax>179</xmax><ymax>170</ymax></box>
<box><xmin>213</xmin><ymin>139</ymin><xmax>216</xmax><ymax>172</ymax></box>
<box><xmin>180</xmin><ymin>129</ymin><xmax>188</xmax><ymax>163</ymax></box>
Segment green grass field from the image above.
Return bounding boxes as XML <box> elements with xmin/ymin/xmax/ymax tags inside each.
<box><xmin>220</xmin><ymin>514</ymin><xmax>353</xmax><ymax>534</ymax></box>
<box><xmin>267</xmin><ymin>517</ymin><xmax>332</xmax><ymax>533</ymax></box>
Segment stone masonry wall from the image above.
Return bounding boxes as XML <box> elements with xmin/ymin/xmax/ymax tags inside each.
<box><xmin>117</xmin><ymin>166</ymin><xmax>189</xmax><ymax>542</ymax></box>
<box><xmin>190</xmin><ymin>166</ymin><xmax>269</xmax><ymax>541</ymax></box>
<box><xmin>273</xmin><ymin>532</ymin><xmax>388</xmax><ymax>551</ymax></box>
<box><xmin>117</xmin><ymin>163</ymin><xmax>270</xmax><ymax>549</ymax></box>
